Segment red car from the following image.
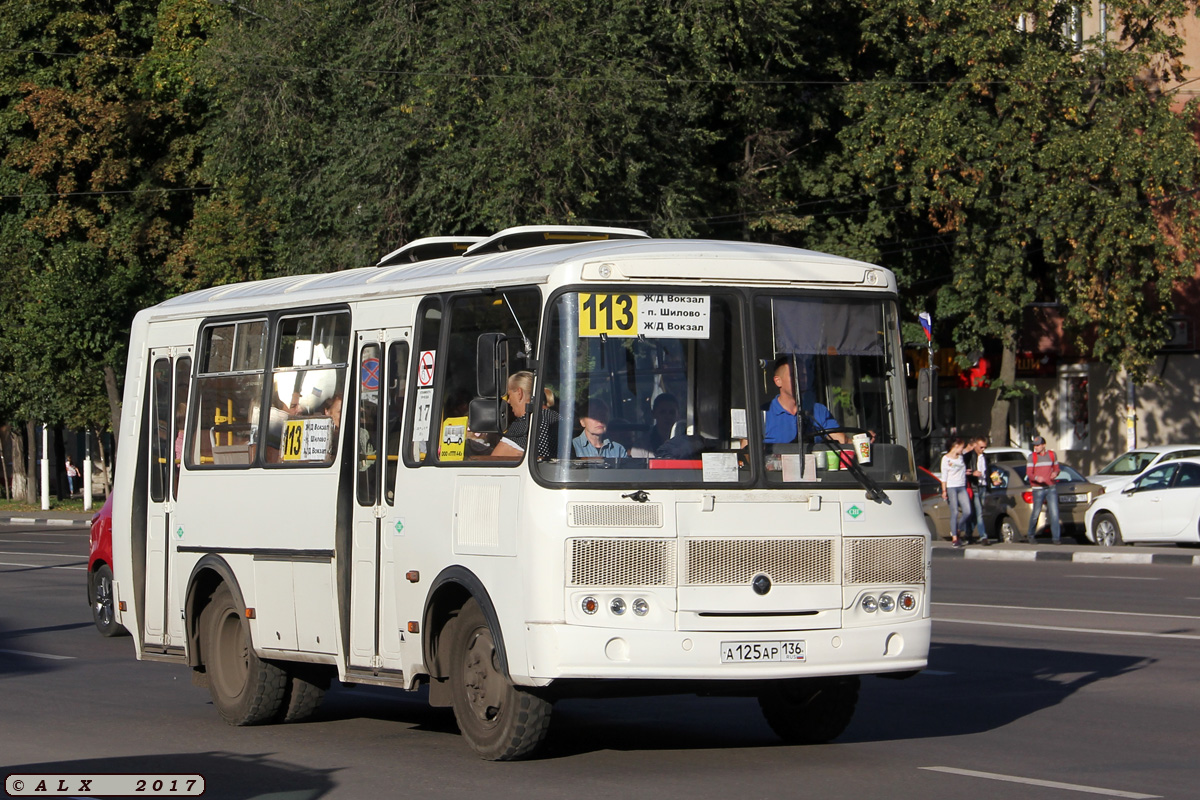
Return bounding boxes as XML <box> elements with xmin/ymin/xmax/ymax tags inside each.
<box><xmin>87</xmin><ymin>494</ymin><xmax>126</xmax><ymax>636</ymax></box>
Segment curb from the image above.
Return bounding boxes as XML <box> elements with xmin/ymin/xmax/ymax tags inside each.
<box><xmin>933</xmin><ymin>546</ymin><xmax>1200</xmax><ymax>566</ymax></box>
<box><xmin>0</xmin><ymin>516</ymin><xmax>91</xmax><ymax>529</ymax></box>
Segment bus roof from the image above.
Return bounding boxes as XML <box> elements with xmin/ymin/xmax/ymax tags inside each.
<box><xmin>151</xmin><ymin>237</ymin><xmax>896</xmax><ymax>320</ymax></box>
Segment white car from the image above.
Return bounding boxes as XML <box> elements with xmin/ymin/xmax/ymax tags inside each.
<box><xmin>984</xmin><ymin>446</ymin><xmax>1031</xmax><ymax>464</ymax></box>
<box><xmin>1087</xmin><ymin>445</ymin><xmax>1200</xmax><ymax>493</ymax></box>
<box><xmin>1085</xmin><ymin>457</ymin><xmax>1200</xmax><ymax>546</ymax></box>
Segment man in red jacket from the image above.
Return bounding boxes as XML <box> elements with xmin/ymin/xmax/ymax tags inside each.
<box><xmin>1025</xmin><ymin>435</ymin><xmax>1062</xmax><ymax>544</ymax></box>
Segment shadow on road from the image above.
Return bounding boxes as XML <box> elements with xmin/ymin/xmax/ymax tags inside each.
<box><xmin>292</xmin><ymin>640</ymin><xmax>1149</xmax><ymax>758</ymax></box>
<box><xmin>842</xmin><ymin>640</ymin><xmax>1152</xmax><ymax>743</ymax></box>
<box><xmin>2</xmin><ymin>753</ymin><xmax>338</xmax><ymax>800</ymax></box>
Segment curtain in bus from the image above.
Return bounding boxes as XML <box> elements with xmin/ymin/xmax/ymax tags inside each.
<box><xmin>772</xmin><ymin>298</ymin><xmax>884</xmax><ymax>357</ymax></box>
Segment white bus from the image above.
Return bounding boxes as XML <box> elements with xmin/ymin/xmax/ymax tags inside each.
<box><xmin>110</xmin><ymin>226</ymin><xmax>931</xmax><ymax>760</ymax></box>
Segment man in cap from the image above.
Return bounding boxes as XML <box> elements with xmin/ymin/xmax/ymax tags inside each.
<box><xmin>1025</xmin><ymin>435</ymin><xmax>1062</xmax><ymax>544</ymax></box>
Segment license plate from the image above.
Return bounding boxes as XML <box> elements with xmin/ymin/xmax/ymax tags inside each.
<box><xmin>1060</xmin><ymin>494</ymin><xmax>1085</xmax><ymax>504</ymax></box>
<box><xmin>721</xmin><ymin>640</ymin><xmax>806</xmax><ymax>663</ymax></box>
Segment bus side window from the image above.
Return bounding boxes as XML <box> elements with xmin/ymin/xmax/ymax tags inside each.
<box><xmin>440</xmin><ymin>289</ymin><xmax>540</xmax><ymax>464</ymax></box>
<box><xmin>264</xmin><ymin>311</ymin><xmax>350</xmax><ymax>466</ymax></box>
<box><xmin>189</xmin><ymin>320</ymin><xmax>267</xmax><ymax>468</ymax></box>
<box><xmin>405</xmin><ymin>299</ymin><xmax>442</xmax><ymax>466</ymax></box>
<box><xmin>385</xmin><ymin>341</ymin><xmax>409</xmax><ymax>504</ymax></box>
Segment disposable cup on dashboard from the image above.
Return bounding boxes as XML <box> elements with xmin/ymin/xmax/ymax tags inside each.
<box><xmin>825</xmin><ymin>449</ymin><xmax>840</xmax><ymax>470</ymax></box>
<box><xmin>853</xmin><ymin>433</ymin><xmax>871</xmax><ymax>464</ymax></box>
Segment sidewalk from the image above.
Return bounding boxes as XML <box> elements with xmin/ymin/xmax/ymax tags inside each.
<box><xmin>931</xmin><ymin>537</ymin><xmax>1200</xmax><ymax>566</ymax></box>
<box><xmin>0</xmin><ymin>509</ymin><xmax>94</xmax><ymax>528</ymax></box>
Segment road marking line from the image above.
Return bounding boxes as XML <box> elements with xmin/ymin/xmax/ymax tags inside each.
<box><xmin>1073</xmin><ymin>552</ymin><xmax>1153</xmax><ymax>564</ymax></box>
<box><xmin>920</xmin><ymin>766</ymin><xmax>1160</xmax><ymax>798</ymax></box>
<box><xmin>963</xmin><ymin>549</ymin><xmax>1037</xmax><ymax>561</ymax></box>
<box><xmin>936</xmin><ymin>618</ymin><xmax>1200</xmax><ymax>641</ymax></box>
<box><xmin>0</xmin><ymin>561</ymin><xmax>86</xmax><ymax>571</ymax></box>
<box><xmin>1068</xmin><ymin>574</ymin><xmax>1161</xmax><ymax>580</ymax></box>
<box><xmin>922</xmin><ymin>669</ymin><xmax>955</xmax><ymax>676</ymax></box>
<box><xmin>936</xmin><ymin>602</ymin><xmax>1200</xmax><ymax>621</ymax></box>
<box><xmin>0</xmin><ymin>648</ymin><xmax>75</xmax><ymax>660</ymax></box>
<box><xmin>0</xmin><ymin>551</ymin><xmax>88</xmax><ymax>558</ymax></box>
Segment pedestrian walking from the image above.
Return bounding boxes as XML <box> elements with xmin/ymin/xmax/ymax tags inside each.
<box><xmin>964</xmin><ymin>437</ymin><xmax>990</xmax><ymax>545</ymax></box>
<box><xmin>65</xmin><ymin>456</ymin><xmax>81</xmax><ymax>497</ymax></box>
<box><xmin>940</xmin><ymin>438</ymin><xmax>971</xmax><ymax>547</ymax></box>
<box><xmin>1025</xmin><ymin>435</ymin><xmax>1062</xmax><ymax>544</ymax></box>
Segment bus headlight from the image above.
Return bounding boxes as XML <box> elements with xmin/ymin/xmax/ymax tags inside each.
<box><xmin>632</xmin><ymin>598</ymin><xmax>649</xmax><ymax>616</ymax></box>
<box><xmin>581</xmin><ymin>596</ymin><xmax>599</xmax><ymax>615</ymax></box>
<box><xmin>879</xmin><ymin>594</ymin><xmax>896</xmax><ymax>612</ymax></box>
<box><xmin>610</xmin><ymin>597</ymin><xmax>627</xmax><ymax>616</ymax></box>
<box><xmin>898</xmin><ymin>591</ymin><xmax>917</xmax><ymax>612</ymax></box>
<box><xmin>861</xmin><ymin>595</ymin><xmax>878</xmax><ymax>613</ymax></box>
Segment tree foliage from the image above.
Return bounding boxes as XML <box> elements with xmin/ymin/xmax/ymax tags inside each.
<box><xmin>803</xmin><ymin>0</ymin><xmax>1200</xmax><ymax>380</ymax></box>
<box><xmin>3</xmin><ymin>0</ymin><xmax>1200</xmax><ymax>445</ymax></box>
<box><xmin>0</xmin><ymin>0</ymin><xmax>220</xmax><ymax>431</ymax></box>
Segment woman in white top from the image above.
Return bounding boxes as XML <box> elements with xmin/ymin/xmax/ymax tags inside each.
<box><xmin>940</xmin><ymin>438</ymin><xmax>970</xmax><ymax>547</ymax></box>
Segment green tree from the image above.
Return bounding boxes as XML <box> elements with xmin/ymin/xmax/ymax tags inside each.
<box><xmin>195</xmin><ymin>0</ymin><xmax>855</xmax><ymax>270</ymax></box>
<box><xmin>0</xmin><ymin>0</ymin><xmax>222</xmax><ymax>439</ymax></box>
<box><xmin>802</xmin><ymin>0</ymin><xmax>1200</xmax><ymax>435</ymax></box>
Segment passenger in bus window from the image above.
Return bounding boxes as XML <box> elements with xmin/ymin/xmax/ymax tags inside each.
<box><xmin>320</xmin><ymin>393</ymin><xmax>344</xmax><ymax>461</ymax></box>
<box><xmin>571</xmin><ymin>398</ymin><xmax>627</xmax><ymax>458</ymax></box>
<box><xmin>637</xmin><ymin>393</ymin><xmax>680</xmax><ymax>455</ymax></box>
<box><xmin>763</xmin><ymin>356</ymin><xmax>846</xmax><ymax>445</ymax></box>
<box><xmin>490</xmin><ymin>371</ymin><xmax>560</xmax><ymax>460</ymax></box>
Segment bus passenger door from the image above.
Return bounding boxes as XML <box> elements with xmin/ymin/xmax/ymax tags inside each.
<box><xmin>349</xmin><ymin>330</ymin><xmax>410</xmax><ymax>672</ymax></box>
<box><xmin>144</xmin><ymin>347</ymin><xmax>192</xmax><ymax>649</ymax></box>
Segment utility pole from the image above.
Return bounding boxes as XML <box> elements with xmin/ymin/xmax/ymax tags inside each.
<box><xmin>83</xmin><ymin>432</ymin><xmax>94</xmax><ymax>512</ymax></box>
<box><xmin>1125</xmin><ymin>370</ymin><xmax>1138</xmax><ymax>451</ymax></box>
<box><xmin>40</xmin><ymin>423</ymin><xmax>50</xmax><ymax>511</ymax></box>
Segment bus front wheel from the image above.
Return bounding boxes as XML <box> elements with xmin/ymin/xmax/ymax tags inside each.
<box><xmin>447</xmin><ymin>598</ymin><xmax>551</xmax><ymax>760</ymax></box>
<box><xmin>757</xmin><ymin>676</ymin><xmax>860</xmax><ymax>744</ymax></box>
<box><xmin>201</xmin><ymin>584</ymin><xmax>287</xmax><ymax>725</ymax></box>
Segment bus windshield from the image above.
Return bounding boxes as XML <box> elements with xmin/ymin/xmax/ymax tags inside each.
<box><xmin>534</xmin><ymin>290</ymin><xmax>915</xmax><ymax>487</ymax></box>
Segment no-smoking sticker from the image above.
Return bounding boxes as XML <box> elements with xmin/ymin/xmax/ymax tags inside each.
<box><xmin>418</xmin><ymin>350</ymin><xmax>436</xmax><ymax>387</ymax></box>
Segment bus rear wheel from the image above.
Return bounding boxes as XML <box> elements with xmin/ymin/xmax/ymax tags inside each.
<box><xmin>201</xmin><ymin>584</ymin><xmax>287</xmax><ymax>725</ymax></box>
<box><xmin>757</xmin><ymin>676</ymin><xmax>860</xmax><ymax>744</ymax></box>
<box><xmin>448</xmin><ymin>598</ymin><xmax>551</xmax><ymax>760</ymax></box>
<box><xmin>278</xmin><ymin>665</ymin><xmax>330</xmax><ymax>723</ymax></box>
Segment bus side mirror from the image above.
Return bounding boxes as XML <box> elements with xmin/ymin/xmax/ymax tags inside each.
<box><xmin>476</xmin><ymin>333</ymin><xmax>508</xmax><ymax>398</ymax></box>
<box><xmin>472</xmin><ymin>333</ymin><xmax>509</xmax><ymax>434</ymax></box>
<box><xmin>916</xmin><ymin>367</ymin><xmax>937</xmax><ymax>438</ymax></box>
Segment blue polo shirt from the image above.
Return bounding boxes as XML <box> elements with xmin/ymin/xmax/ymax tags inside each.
<box><xmin>571</xmin><ymin>431</ymin><xmax>627</xmax><ymax>458</ymax></box>
<box><xmin>762</xmin><ymin>396</ymin><xmax>839</xmax><ymax>444</ymax></box>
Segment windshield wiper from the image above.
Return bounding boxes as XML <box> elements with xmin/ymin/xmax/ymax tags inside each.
<box><xmin>804</xmin><ymin>416</ymin><xmax>890</xmax><ymax>504</ymax></box>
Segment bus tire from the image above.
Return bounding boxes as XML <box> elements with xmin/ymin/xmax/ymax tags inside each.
<box><xmin>90</xmin><ymin>565</ymin><xmax>127</xmax><ymax>638</ymax></box>
<box><xmin>201</xmin><ymin>584</ymin><xmax>287</xmax><ymax>726</ymax></box>
<box><xmin>277</xmin><ymin>665</ymin><xmax>330</xmax><ymax>723</ymax></box>
<box><xmin>757</xmin><ymin>676</ymin><xmax>860</xmax><ymax>744</ymax></box>
<box><xmin>448</xmin><ymin>598</ymin><xmax>551</xmax><ymax>760</ymax></box>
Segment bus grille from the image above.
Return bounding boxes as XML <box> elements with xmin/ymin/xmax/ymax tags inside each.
<box><xmin>568</xmin><ymin>538</ymin><xmax>676</xmax><ymax>586</ymax></box>
<box><xmin>843</xmin><ymin>536</ymin><xmax>925</xmax><ymax>584</ymax></box>
<box><xmin>567</xmin><ymin>502</ymin><xmax>663</xmax><ymax>528</ymax></box>
<box><xmin>684</xmin><ymin>538</ymin><xmax>835</xmax><ymax>585</ymax></box>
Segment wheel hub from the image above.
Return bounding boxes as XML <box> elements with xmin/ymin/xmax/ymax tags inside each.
<box><xmin>463</xmin><ymin>629</ymin><xmax>503</xmax><ymax>724</ymax></box>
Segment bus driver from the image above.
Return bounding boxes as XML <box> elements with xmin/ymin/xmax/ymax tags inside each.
<box><xmin>763</xmin><ymin>356</ymin><xmax>846</xmax><ymax>445</ymax></box>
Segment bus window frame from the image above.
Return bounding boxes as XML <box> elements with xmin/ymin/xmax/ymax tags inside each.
<box><xmin>529</xmin><ymin>284</ymin><xmax>757</xmax><ymax>491</ymax></box>
<box><xmin>186</xmin><ymin>314</ymin><xmax>270</xmax><ymax>472</ymax></box>
<box><xmin>262</xmin><ymin>305</ymin><xmax>352</xmax><ymax>470</ymax></box>
<box><xmin>403</xmin><ymin>287</ymin><xmax>543</xmax><ymax>470</ymax></box>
